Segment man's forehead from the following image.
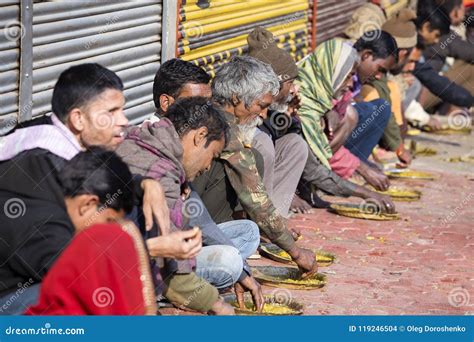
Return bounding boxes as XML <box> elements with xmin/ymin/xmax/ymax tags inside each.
<box><xmin>178</xmin><ymin>82</ymin><xmax>211</xmax><ymax>98</ymax></box>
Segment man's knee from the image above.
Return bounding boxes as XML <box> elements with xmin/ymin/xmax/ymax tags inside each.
<box><xmin>198</xmin><ymin>245</ymin><xmax>243</xmax><ymax>288</ymax></box>
<box><xmin>240</xmin><ymin>220</ymin><xmax>260</xmax><ymax>256</ymax></box>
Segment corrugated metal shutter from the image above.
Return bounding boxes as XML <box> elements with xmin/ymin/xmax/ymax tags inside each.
<box><xmin>316</xmin><ymin>0</ymin><xmax>367</xmax><ymax>43</ymax></box>
<box><xmin>0</xmin><ymin>0</ymin><xmax>21</xmax><ymax>134</ymax></box>
<box><xmin>32</xmin><ymin>1</ymin><xmax>162</xmax><ymax>124</ymax></box>
<box><xmin>178</xmin><ymin>0</ymin><xmax>310</xmax><ymax>77</ymax></box>
<box><xmin>315</xmin><ymin>0</ymin><xmax>409</xmax><ymax>44</ymax></box>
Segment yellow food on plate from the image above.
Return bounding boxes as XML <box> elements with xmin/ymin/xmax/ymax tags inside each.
<box><xmin>260</xmin><ymin>243</ymin><xmax>335</xmax><ymax>266</ymax></box>
<box><xmin>329</xmin><ymin>203</ymin><xmax>400</xmax><ymax>221</ymax></box>
<box><xmin>374</xmin><ymin>186</ymin><xmax>421</xmax><ymax>201</ymax></box>
<box><xmin>384</xmin><ymin>169</ymin><xmax>437</xmax><ymax>180</ymax></box>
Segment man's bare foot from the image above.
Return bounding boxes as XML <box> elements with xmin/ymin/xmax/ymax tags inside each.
<box><xmin>290</xmin><ymin>194</ymin><xmax>312</xmax><ymax>214</ymax></box>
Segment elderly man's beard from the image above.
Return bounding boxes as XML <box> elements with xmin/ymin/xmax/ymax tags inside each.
<box><xmin>238</xmin><ymin>116</ymin><xmax>263</xmax><ymax>147</ymax></box>
<box><xmin>269</xmin><ymin>94</ymin><xmax>293</xmax><ymax>113</ymax></box>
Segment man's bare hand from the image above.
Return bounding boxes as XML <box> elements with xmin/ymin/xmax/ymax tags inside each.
<box><xmin>235</xmin><ymin>275</ymin><xmax>264</xmax><ymax>313</ymax></box>
<box><xmin>287</xmin><ymin>246</ymin><xmax>318</xmax><ymax>279</ymax></box>
<box><xmin>141</xmin><ymin>179</ymin><xmax>170</xmax><ymax>234</ymax></box>
<box><xmin>146</xmin><ymin>227</ymin><xmax>202</xmax><ymax>259</ymax></box>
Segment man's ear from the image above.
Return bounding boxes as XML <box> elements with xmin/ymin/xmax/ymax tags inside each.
<box><xmin>361</xmin><ymin>50</ymin><xmax>373</xmax><ymax>61</ymax></box>
<box><xmin>78</xmin><ymin>194</ymin><xmax>100</xmax><ymax>217</ymax></box>
<box><xmin>193</xmin><ymin>126</ymin><xmax>209</xmax><ymax>147</ymax></box>
<box><xmin>67</xmin><ymin>108</ymin><xmax>85</xmax><ymax>133</ymax></box>
<box><xmin>160</xmin><ymin>94</ymin><xmax>175</xmax><ymax>113</ymax></box>
<box><xmin>231</xmin><ymin>94</ymin><xmax>240</xmax><ymax>107</ymax></box>
<box><xmin>422</xmin><ymin>22</ymin><xmax>432</xmax><ymax>33</ymax></box>
<box><xmin>399</xmin><ymin>49</ymin><xmax>408</xmax><ymax>60</ymax></box>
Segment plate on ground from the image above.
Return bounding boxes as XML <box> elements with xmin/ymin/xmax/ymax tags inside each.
<box><xmin>259</xmin><ymin>242</ymin><xmax>335</xmax><ymax>267</ymax></box>
<box><xmin>223</xmin><ymin>293</ymin><xmax>304</xmax><ymax>316</ymax></box>
<box><xmin>384</xmin><ymin>169</ymin><xmax>437</xmax><ymax>180</ymax></box>
<box><xmin>250</xmin><ymin>265</ymin><xmax>326</xmax><ymax>290</ymax></box>
<box><xmin>329</xmin><ymin>203</ymin><xmax>400</xmax><ymax>221</ymax></box>
<box><xmin>374</xmin><ymin>186</ymin><xmax>422</xmax><ymax>202</ymax></box>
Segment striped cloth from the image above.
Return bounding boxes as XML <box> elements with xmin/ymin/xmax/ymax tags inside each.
<box><xmin>296</xmin><ymin>38</ymin><xmax>359</xmax><ymax>167</ymax></box>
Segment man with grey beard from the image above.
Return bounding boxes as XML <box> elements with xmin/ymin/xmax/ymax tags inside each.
<box><xmin>192</xmin><ymin>56</ymin><xmax>318</xmax><ymax>278</ymax></box>
<box><xmin>250</xmin><ymin>27</ymin><xmax>396</xmax><ymax>213</ymax></box>
<box><xmin>247</xmin><ymin>27</ymin><xmax>309</xmax><ymax>217</ymax></box>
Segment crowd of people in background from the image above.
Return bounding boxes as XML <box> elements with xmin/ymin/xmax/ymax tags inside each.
<box><xmin>0</xmin><ymin>0</ymin><xmax>472</xmax><ymax>315</ymax></box>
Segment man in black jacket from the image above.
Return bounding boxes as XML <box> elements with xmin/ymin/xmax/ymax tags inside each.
<box><xmin>0</xmin><ymin>64</ymin><xmax>196</xmax><ymax>314</ymax></box>
<box><xmin>0</xmin><ymin>148</ymin><xmax>133</xmax><ymax>314</ymax></box>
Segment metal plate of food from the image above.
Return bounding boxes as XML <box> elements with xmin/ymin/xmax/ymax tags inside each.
<box><xmin>250</xmin><ymin>266</ymin><xmax>326</xmax><ymax>290</ymax></box>
<box><xmin>259</xmin><ymin>243</ymin><xmax>335</xmax><ymax>267</ymax></box>
<box><xmin>329</xmin><ymin>203</ymin><xmax>400</xmax><ymax>221</ymax></box>
<box><xmin>431</xmin><ymin>127</ymin><xmax>471</xmax><ymax>135</ymax></box>
<box><xmin>223</xmin><ymin>293</ymin><xmax>304</xmax><ymax>316</ymax></box>
<box><xmin>384</xmin><ymin>169</ymin><xmax>437</xmax><ymax>180</ymax></box>
<box><xmin>374</xmin><ymin>186</ymin><xmax>422</xmax><ymax>202</ymax></box>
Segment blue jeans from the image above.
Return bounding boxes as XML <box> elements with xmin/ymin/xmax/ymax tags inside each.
<box><xmin>0</xmin><ymin>283</ymin><xmax>41</xmax><ymax>315</ymax></box>
<box><xmin>188</xmin><ymin>190</ymin><xmax>260</xmax><ymax>289</ymax></box>
<box><xmin>345</xmin><ymin>99</ymin><xmax>391</xmax><ymax>161</ymax></box>
<box><xmin>195</xmin><ymin>219</ymin><xmax>260</xmax><ymax>289</ymax></box>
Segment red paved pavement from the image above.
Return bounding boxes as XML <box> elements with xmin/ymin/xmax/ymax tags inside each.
<box><xmin>163</xmin><ymin>130</ymin><xmax>473</xmax><ymax>315</ymax></box>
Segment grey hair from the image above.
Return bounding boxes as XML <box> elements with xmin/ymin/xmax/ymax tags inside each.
<box><xmin>212</xmin><ymin>56</ymin><xmax>280</xmax><ymax>108</ymax></box>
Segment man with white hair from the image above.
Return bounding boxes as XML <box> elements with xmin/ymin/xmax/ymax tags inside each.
<box><xmin>192</xmin><ymin>56</ymin><xmax>318</xmax><ymax>278</ymax></box>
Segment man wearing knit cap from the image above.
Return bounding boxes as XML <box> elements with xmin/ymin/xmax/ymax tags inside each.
<box><xmin>247</xmin><ymin>27</ymin><xmax>395</xmax><ymax>214</ymax></box>
<box><xmin>382</xmin><ymin>8</ymin><xmax>418</xmax><ymax>73</ymax></box>
<box><xmin>246</xmin><ymin>26</ymin><xmax>309</xmax><ymax>216</ymax></box>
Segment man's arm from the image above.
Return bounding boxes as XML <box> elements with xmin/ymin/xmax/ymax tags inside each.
<box><xmin>414</xmin><ymin>62</ymin><xmax>474</xmax><ymax>108</ymax></box>
<box><xmin>221</xmin><ymin>147</ymin><xmax>295</xmax><ymax>251</ymax></box>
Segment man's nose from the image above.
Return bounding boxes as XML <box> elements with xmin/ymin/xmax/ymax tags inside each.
<box><xmin>116</xmin><ymin>109</ymin><xmax>129</xmax><ymax>127</ymax></box>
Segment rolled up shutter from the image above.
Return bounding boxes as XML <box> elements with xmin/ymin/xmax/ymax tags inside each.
<box><xmin>315</xmin><ymin>0</ymin><xmax>367</xmax><ymax>43</ymax></box>
<box><xmin>0</xmin><ymin>0</ymin><xmax>21</xmax><ymax>134</ymax></box>
<box><xmin>178</xmin><ymin>0</ymin><xmax>310</xmax><ymax>76</ymax></box>
<box><xmin>32</xmin><ymin>1</ymin><xmax>162</xmax><ymax>124</ymax></box>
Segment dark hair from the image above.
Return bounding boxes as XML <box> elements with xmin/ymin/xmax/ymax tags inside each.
<box><xmin>59</xmin><ymin>147</ymin><xmax>134</xmax><ymax>213</ymax></box>
<box><xmin>165</xmin><ymin>96</ymin><xmax>230</xmax><ymax>148</ymax></box>
<box><xmin>354</xmin><ymin>30</ymin><xmax>399</xmax><ymax>63</ymax></box>
<box><xmin>152</xmin><ymin>58</ymin><xmax>211</xmax><ymax>108</ymax></box>
<box><xmin>51</xmin><ymin>63</ymin><xmax>124</xmax><ymax>122</ymax></box>
<box><xmin>441</xmin><ymin>0</ymin><xmax>463</xmax><ymax>14</ymax></box>
<box><xmin>415</xmin><ymin>2</ymin><xmax>451</xmax><ymax>36</ymax></box>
